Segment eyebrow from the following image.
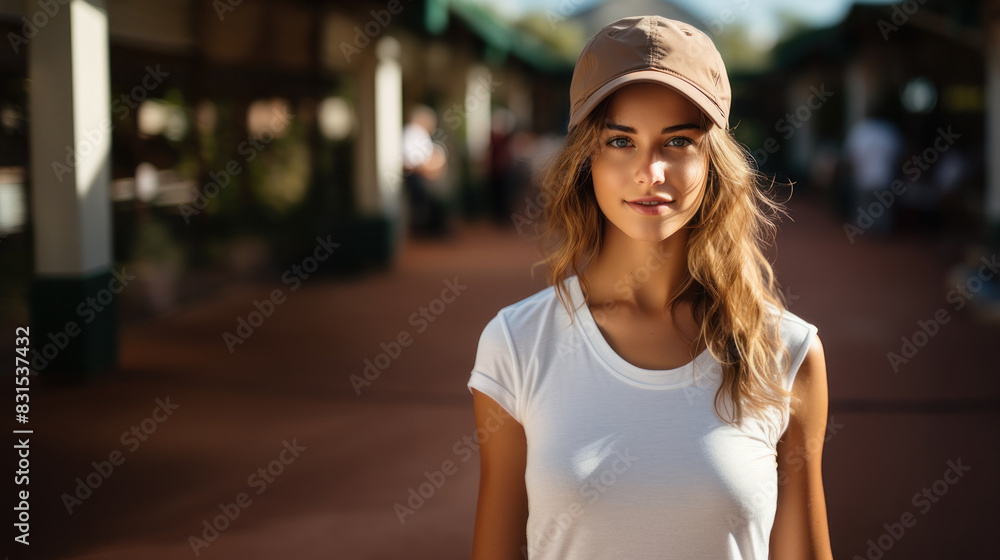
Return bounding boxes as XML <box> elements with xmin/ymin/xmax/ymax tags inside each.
<box><xmin>605</xmin><ymin>122</ymin><xmax>703</xmax><ymax>134</ymax></box>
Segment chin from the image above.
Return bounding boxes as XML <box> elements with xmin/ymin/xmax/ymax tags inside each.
<box><xmin>635</xmin><ymin>230</ymin><xmax>680</xmax><ymax>244</ymax></box>
<box><xmin>616</xmin><ymin>223</ymin><xmax>683</xmax><ymax>244</ymax></box>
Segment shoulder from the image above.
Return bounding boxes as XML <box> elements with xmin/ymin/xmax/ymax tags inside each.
<box><xmin>475</xmin><ymin>279</ymin><xmax>579</xmax><ymax>364</ymax></box>
<box><xmin>470</xmin><ymin>280</ymin><xmax>576</xmax><ymax>423</ymax></box>
<box><xmin>761</xmin><ymin>302</ymin><xmax>822</xmax><ymax>397</ymax></box>
<box><xmin>765</xmin><ymin>301</ymin><xmax>818</xmax><ymax>354</ymax></box>
<box><xmin>770</xmin><ymin>305</ymin><xmax>827</xmax><ymax>420</ymax></box>
<box><xmin>487</xmin><ymin>280</ymin><xmax>575</xmax><ymax>334</ymax></box>
<box><xmin>764</xmin><ymin>301</ymin><xmax>817</xmax><ymax>338</ymax></box>
<box><xmin>500</xmin><ymin>280</ymin><xmax>569</xmax><ymax>317</ymax></box>
<box><xmin>792</xmin><ymin>332</ymin><xmax>827</xmax><ymax>405</ymax></box>
<box><xmin>763</xmin><ymin>304</ymin><xmax>829</xmax><ymax>446</ymax></box>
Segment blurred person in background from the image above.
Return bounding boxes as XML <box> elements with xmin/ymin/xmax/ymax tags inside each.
<box><xmin>467</xmin><ymin>16</ymin><xmax>832</xmax><ymax>560</ymax></box>
<box><xmin>402</xmin><ymin>104</ymin><xmax>448</xmax><ymax>236</ymax></box>
<box><xmin>843</xmin><ymin>110</ymin><xmax>903</xmax><ymax>236</ymax></box>
<box><xmin>488</xmin><ymin>107</ymin><xmax>517</xmax><ymax>226</ymax></box>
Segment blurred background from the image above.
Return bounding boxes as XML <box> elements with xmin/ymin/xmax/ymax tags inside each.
<box><xmin>0</xmin><ymin>0</ymin><xmax>998</xmax><ymax>558</ymax></box>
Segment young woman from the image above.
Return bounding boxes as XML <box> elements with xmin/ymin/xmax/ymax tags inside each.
<box><xmin>467</xmin><ymin>16</ymin><xmax>833</xmax><ymax>559</ymax></box>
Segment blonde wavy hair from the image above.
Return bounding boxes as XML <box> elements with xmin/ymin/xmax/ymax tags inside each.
<box><xmin>535</xmin><ymin>96</ymin><xmax>798</xmax><ymax>427</ymax></box>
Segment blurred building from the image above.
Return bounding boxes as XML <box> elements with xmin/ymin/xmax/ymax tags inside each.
<box><xmin>572</xmin><ymin>0</ymin><xmax>705</xmax><ymax>36</ymax></box>
<box><xmin>744</xmin><ymin>0</ymin><xmax>994</xmax><ymax>245</ymax></box>
<box><xmin>0</xmin><ymin>0</ymin><xmax>573</xmax><ymax>374</ymax></box>
<box><xmin>8</xmin><ymin>0</ymin><xmax>1000</xmax><ymax>375</ymax></box>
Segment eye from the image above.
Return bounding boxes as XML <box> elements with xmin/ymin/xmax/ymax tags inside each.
<box><xmin>667</xmin><ymin>136</ymin><xmax>694</xmax><ymax>148</ymax></box>
<box><xmin>606</xmin><ymin>136</ymin><xmax>632</xmax><ymax>149</ymax></box>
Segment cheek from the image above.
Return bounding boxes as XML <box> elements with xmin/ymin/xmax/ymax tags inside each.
<box><xmin>675</xmin><ymin>159</ymin><xmax>709</xmax><ymax>207</ymax></box>
<box><xmin>590</xmin><ymin>158</ymin><xmax>622</xmax><ymax>203</ymax></box>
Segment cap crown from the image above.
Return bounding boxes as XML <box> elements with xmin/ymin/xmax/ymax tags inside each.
<box><xmin>569</xmin><ymin>16</ymin><xmax>731</xmax><ymax>130</ymax></box>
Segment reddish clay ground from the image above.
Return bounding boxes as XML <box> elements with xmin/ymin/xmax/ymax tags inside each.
<box><xmin>24</xmin><ymin>195</ymin><xmax>999</xmax><ymax>559</ymax></box>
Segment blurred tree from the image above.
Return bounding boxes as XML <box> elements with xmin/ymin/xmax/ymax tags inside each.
<box><xmin>514</xmin><ymin>11</ymin><xmax>588</xmax><ymax>62</ymax></box>
<box><xmin>713</xmin><ymin>23</ymin><xmax>772</xmax><ymax>72</ymax></box>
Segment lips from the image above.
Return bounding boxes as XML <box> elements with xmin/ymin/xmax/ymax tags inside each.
<box><xmin>626</xmin><ymin>196</ymin><xmax>675</xmax><ymax>215</ymax></box>
<box><xmin>628</xmin><ymin>196</ymin><xmax>674</xmax><ymax>205</ymax></box>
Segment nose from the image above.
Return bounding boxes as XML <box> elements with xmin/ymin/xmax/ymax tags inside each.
<box><xmin>635</xmin><ymin>151</ymin><xmax>666</xmax><ymax>186</ymax></box>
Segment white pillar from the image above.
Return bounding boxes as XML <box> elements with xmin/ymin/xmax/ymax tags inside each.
<box><xmin>354</xmin><ymin>35</ymin><xmax>402</xmax><ymax>219</ymax></box>
<box><xmin>465</xmin><ymin>64</ymin><xmax>493</xmax><ymax>166</ymax></box>
<box><xmin>27</xmin><ymin>0</ymin><xmax>117</xmax><ymax>375</ymax></box>
<box><xmin>30</xmin><ymin>0</ymin><xmax>112</xmax><ymax>276</ymax></box>
<box><xmin>375</xmin><ymin>37</ymin><xmax>403</xmax><ymax>220</ymax></box>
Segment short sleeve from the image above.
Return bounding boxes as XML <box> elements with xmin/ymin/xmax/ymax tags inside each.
<box><xmin>785</xmin><ymin>323</ymin><xmax>819</xmax><ymax>392</ymax></box>
<box><xmin>466</xmin><ymin>313</ymin><xmax>521</xmax><ymax>424</ymax></box>
<box><xmin>776</xmin><ymin>318</ymin><xmax>819</xmax><ymax>440</ymax></box>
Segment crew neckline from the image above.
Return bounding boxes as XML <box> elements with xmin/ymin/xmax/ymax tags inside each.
<box><xmin>566</xmin><ymin>275</ymin><xmax>713</xmax><ymax>390</ymax></box>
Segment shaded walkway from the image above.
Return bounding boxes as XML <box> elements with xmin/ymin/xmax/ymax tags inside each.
<box><xmin>28</xmin><ymin>196</ymin><xmax>999</xmax><ymax>559</ymax></box>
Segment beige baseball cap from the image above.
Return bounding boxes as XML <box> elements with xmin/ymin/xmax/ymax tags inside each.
<box><xmin>568</xmin><ymin>15</ymin><xmax>731</xmax><ymax>132</ymax></box>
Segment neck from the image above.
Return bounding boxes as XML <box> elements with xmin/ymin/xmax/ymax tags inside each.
<box><xmin>582</xmin><ymin>224</ymin><xmax>691</xmax><ymax>313</ymax></box>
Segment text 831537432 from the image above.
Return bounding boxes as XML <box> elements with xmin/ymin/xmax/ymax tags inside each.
<box><xmin>14</xmin><ymin>326</ymin><xmax>32</xmax><ymax>546</ymax></box>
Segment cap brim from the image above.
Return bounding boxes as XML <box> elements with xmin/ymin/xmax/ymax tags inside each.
<box><xmin>570</xmin><ymin>69</ymin><xmax>727</xmax><ymax>131</ymax></box>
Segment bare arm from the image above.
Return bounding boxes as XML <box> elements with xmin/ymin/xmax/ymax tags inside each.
<box><xmin>770</xmin><ymin>334</ymin><xmax>835</xmax><ymax>560</ymax></box>
<box><xmin>470</xmin><ymin>388</ymin><xmax>529</xmax><ymax>560</ymax></box>
<box><xmin>416</xmin><ymin>145</ymin><xmax>447</xmax><ymax>180</ymax></box>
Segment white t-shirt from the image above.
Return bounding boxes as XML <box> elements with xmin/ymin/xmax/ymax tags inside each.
<box><xmin>402</xmin><ymin>123</ymin><xmax>433</xmax><ymax>170</ymax></box>
<box><xmin>467</xmin><ymin>275</ymin><xmax>818</xmax><ymax>559</ymax></box>
<box><xmin>844</xmin><ymin>118</ymin><xmax>902</xmax><ymax>191</ymax></box>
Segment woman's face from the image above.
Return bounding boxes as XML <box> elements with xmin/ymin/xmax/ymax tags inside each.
<box><xmin>590</xmin><ymin>82</ymin><xmax>710</xmax><ymax>244</ymax></box>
